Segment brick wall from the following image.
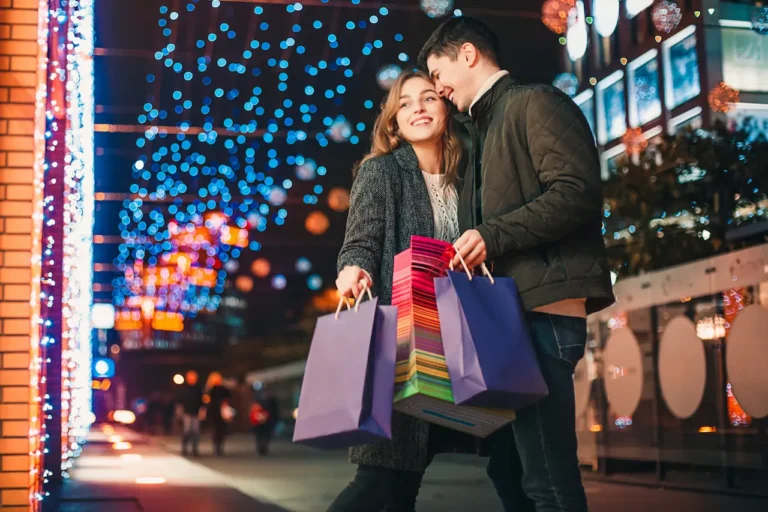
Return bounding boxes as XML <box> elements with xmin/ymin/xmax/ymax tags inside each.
<box><xmin>0</xmin><ymin>1</ymin><xmax>41</xmax><ymax>510</ymax></box>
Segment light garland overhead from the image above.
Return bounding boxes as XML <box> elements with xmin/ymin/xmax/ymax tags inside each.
<box><xmin>115</xmin><ymin>0</ymin><xmax>412</xmax><ymax>312</ymax></box>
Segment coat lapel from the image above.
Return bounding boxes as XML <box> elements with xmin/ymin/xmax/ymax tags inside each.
<box><xmin>393</xmin><ymin>144</ymin><xmax>434</xmax><ymax>239</ymax></box>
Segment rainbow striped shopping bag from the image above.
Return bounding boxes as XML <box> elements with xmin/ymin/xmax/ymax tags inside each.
<box><xmin>391</xmin><ymin>236</ymin><xmax>514</xmax><ymax>438</ymax></box>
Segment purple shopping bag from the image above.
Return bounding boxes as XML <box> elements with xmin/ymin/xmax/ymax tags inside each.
<box><xmin>434</xmin><ymin>269</ymin><xmax>548</xmax><ymax>410</ymax></box>
<box><xmin>293</xmin><ymin>296</ymin><xmax>398</xmax><ymax>449</ymax></box>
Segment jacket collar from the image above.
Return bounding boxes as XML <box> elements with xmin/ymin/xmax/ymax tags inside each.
<box><xmin>393</xmin><ymin>142</ymin><xmax>419</xmax><ymax>171</ymax></box>
<box><xmin>470</xmin><ymin>74</ymin><xmax>515</xmax><ymax>123</ymax></box>
<box><xmin>469</xmin><ymin>70</ymin><xmax>509</xmax><ymax>117</ymax></box>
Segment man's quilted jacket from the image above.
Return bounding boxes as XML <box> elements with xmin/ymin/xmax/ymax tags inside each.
<box><xmin>457</xmin><ymin>75</ymin><xmax>615</xmax><ymax>314</ymax></box>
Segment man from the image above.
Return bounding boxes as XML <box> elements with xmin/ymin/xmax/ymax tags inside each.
<box><xmin>418</xmin><ymin>16</ymin><xmax>614</xmax><ymax>512</ymax></box>
<box><xmin>177</xmin><ymin>370</ymin><xmax>203</xmax><ymax>457</ymax></box>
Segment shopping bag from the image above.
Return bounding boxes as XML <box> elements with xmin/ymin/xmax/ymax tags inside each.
<box><xmin>392</xmin><ymin>236</ymin><xmax>515</xmax><ymax>437</ymax></box>
<box><xmin>434</xmin><ymin>260</ymin><xmax>549</xmax><ymax>410</ymax></box>
<box><xmin>293</xmin><ymin>291</ymin><xmax>398</xmax><ymax>449</ymax></box>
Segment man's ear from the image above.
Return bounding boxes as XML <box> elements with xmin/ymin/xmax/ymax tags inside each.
<box><xmin>461</xmin><ymin>42</ymin><xmax>479</xmax><ymax>67</ymax></box>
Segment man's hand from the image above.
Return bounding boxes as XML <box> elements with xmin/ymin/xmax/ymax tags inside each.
<box><xmin>336</xmin><ymin>265</ymin><xmax>373</xmax><ymax>299</ymax></box>
<box><xmin>452</xmin><ymin>229</ymin><xmax>487</xmax><ymax>270</ymax></box>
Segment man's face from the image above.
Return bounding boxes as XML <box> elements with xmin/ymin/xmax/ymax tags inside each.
<box><xmin>426</xmin><ymin>52</ymin><xmax>477</xmax><ymax>113</ymax></box>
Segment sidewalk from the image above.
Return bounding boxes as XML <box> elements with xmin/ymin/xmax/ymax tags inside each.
<box><xmin>52</xmin><ymin>424</ymin><xmax>288</xmax><ymax>512</ymax></box>
<box><xmin>54</xmin><ymin>426</ymin><xmax>768</xmax><ymax>512</ymax></box>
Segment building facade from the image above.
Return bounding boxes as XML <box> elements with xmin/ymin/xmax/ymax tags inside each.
<box><xmin>560</xmin><ymin>0</ymin><xmax>768</xmax><ymax>179</ymax></box>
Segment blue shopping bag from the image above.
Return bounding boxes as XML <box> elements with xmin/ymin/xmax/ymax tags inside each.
<box><xmin>434</xmin><ymin>265</ymin><xmax>548</xmax><ymax>410</ymax></box>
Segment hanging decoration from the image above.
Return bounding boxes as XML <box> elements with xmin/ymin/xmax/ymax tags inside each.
<box><xmin>622</xmin><ymin>127</ymin><xmax>648</xmax><ymax>156</ymax></box>
<box><xmin>116</xmin><ymin>1</ymin><xmax>409</xmax><ymax>319</ymax></box>
<box><xmin>552</xmin><ymin>72</ymin><xmax>580</xmax><ymax>97</ymax></box>
<box><xmin>566</xmin><ymin>1</ymin><xmax>588</xmax><ymax>61</ymax></box>
<box><xmin>542</xmin><ymin>0</ymin><xmax>576</xmax><ymax>35</ymax></box>
<box><xmin>708</xmin><ymin>82</ymin><xmax>739</xmax><ymax>113</ymax></box>
<box><xmin>652</xmin><ymin>1</ymin><xmax>683</xmax><ymax>34</ymax></box>
<box><xmin>751</xmin><ymin>4</ymin><xmax>768</xmax><ymax>35</ymax></box>
<box><xmin>593</xmin><ymin>0</ymin><xmax>620</xmax><ymax>37</ymax></box>
<box><xmin>377</xmin><ymin>64</ymin><xmax>402</xmax><ymax>91</ymax></box>
<box><xmin>420</xmin><ymin>0</ymin><xmax>454</xmax><ymax>19</ymax></box>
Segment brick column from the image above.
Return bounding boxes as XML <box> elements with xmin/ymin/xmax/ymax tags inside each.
<box><xmin>0</xmin><ymin>1</ymin><xmax>44</xmax><ymax>510</ymax></box>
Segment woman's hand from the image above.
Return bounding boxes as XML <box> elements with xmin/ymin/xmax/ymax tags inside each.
<box><xmin>336</xmin><ymin>265</ymin><xmax>373</xmax><ymax>299</ymax></box>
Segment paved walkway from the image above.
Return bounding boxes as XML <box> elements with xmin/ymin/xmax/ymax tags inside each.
<box><xmin>54</xmin><ymin>425</ymin><xmax>286</xmax><ymax>512</ymax></box>
<box><xmin>54</xmin><ymin>426</ymin><xmax>768</xmax><ymax>512</ymax></box>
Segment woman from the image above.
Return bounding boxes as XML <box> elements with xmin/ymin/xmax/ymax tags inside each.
<box><xmin>329</xmin><ymin>71</ymin><xmax>475</xmax><ymax>511</ymax></box>
<box><xmin>204</xmin><ymin>371</ymin><xmax>231</xmax><ymax>456</ymax></box>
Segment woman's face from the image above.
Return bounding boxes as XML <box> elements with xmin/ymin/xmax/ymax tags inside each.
<box><xmin>395</xmin><ymin>76</ymin><xmax>447</xmax><ymax>146</ymax></box>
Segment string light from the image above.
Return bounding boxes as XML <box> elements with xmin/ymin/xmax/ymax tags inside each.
<box><xmin>30</xmin><ymin>0</ymin><xmax>95</xmax><ymax>503</ymax></box>
<box><xmin>115</xmin><ymin>1</ymin><xmax>406</xmax><ymax>311</ymax></box>
<box><xmin>652</xmin><ymin>1</ymin><xmax>682</xmax><ymax>34</ymax></box>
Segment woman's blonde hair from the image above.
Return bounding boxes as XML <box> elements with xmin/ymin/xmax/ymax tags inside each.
<box><xmin>356</xmin><ymin>70</ymin><xmax>461</xmax><ymax>188</ymax></box>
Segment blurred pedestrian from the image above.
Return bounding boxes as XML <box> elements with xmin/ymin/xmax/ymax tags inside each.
<box><xmin>250</xmin><ymin>388</ymin><xmax>279</xmax><ymax>456</ymax></box>
<box><xmin>205</xmin><ymin>371</ymin><xmax>232</xmax><ymax>457</ymax></box>
<box><xmin>176</xmin><ymin>370</ymin><xmax>203</xmax><ymax>457</ymax></box>
<box><xmin>146</xmin><ymin>391</ymin><xmax>162</xmax><ymax>435</ymax></box>
<box><xmin>162</xmin><ymin>392</ymin><xmax>175</xmax><ymax>436</ymax></box>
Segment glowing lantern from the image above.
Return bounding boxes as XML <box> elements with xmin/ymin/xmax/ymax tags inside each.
<box><xmin>622</xmin><ymin>127</ymin><xmax>648</xmax><ymax>156</ymax></box>
<box><xmin>541</xmin><ymin>0</ymin><xmax>576</xmax><ymax>35</ymax></box>
<box><xmin>251</xmin><ymin>258</ymin><xmax>271</xmax><ymax>278</ymax></box>
<box><xmin>235</xmin><ymin>275</ymin><xmax>254</xmax><ymax>293</ymax></box>
<box><xmin>305</xmin><ymin>211</ymin><xmax>330</xmax><ymax>235</ymax></box>
<box><xmin>328</xmin><ymin>187</ymin><xmax>351</xmax><ymax>212</ymax></box>
<box><xmin>652</xmin><ymin>1</ymin><xmax>682</xmax><ymax>33</ymax></box>
<box><xmin>708</xmin><ymin>82</ymin><xmax>739</xmax><ymax>113</ymax></box>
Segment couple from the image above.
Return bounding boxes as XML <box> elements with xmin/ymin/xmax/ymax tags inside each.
<box><xmin>331</xmin><ymin>17</ymin><xmax>614</xmax><ymax>512</ymax></box>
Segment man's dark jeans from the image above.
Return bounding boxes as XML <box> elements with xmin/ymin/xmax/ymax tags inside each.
<box><xmin>486</xmin><ymin>312</ymin><xmax>589</xmax><ymax>512</ymax></box>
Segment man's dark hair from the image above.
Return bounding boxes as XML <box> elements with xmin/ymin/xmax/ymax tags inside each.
<box><xmin>417</xmin><ymin>16</ymin><xmax>500</xmax><ymax>71</ymax></box>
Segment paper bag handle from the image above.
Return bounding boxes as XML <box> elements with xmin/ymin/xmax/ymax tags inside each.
<box><xmin>334</xmin><ymin>281</ymin><xmax>374</xmax><ymax>319</ymax></box>
<box><xmin>334</xmin><ymin>296</ymin><xmax>352</xmax><ymax>320</ymax></box>
<box><xmin>449</xmin><ymin>252</ymin><xmax>496</xmax><ymax>284</ymax></box>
